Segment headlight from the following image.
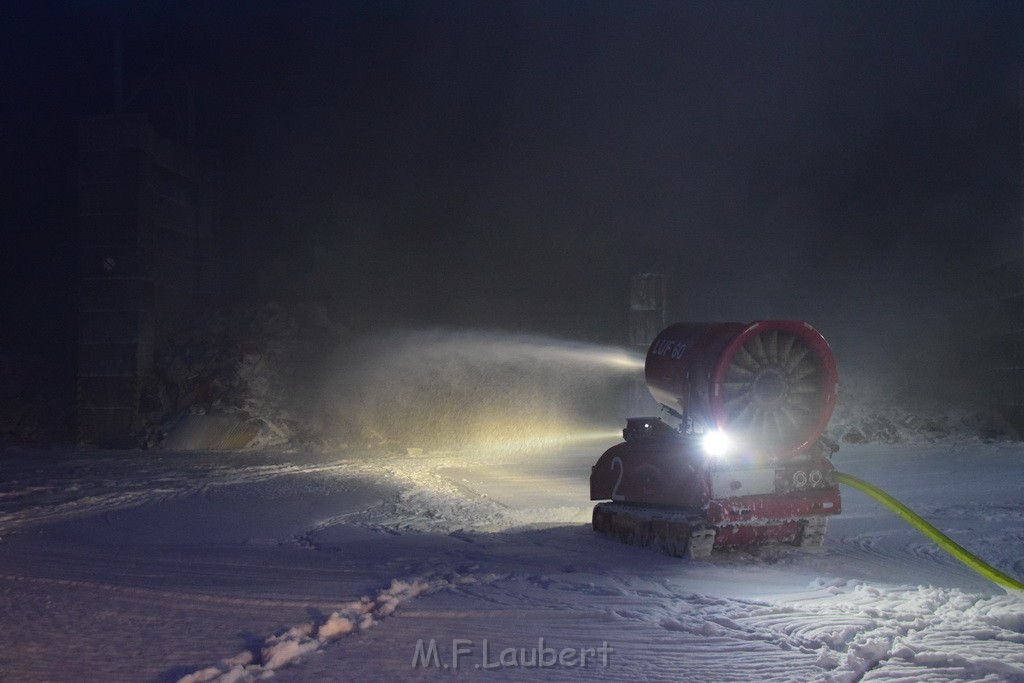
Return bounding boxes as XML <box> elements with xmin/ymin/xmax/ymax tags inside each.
<box><xmin>702</xmin><ymin>430</ymin><xmax>732</xmax><ymax>457</ymax></box>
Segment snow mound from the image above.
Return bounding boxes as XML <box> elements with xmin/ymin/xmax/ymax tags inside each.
<box><xmin>827</xmin><ymin>375</ymin><xmax>1013</xmax><ymax>445</ymax></box>
<box><xmin>145</xmin><ymin>302</ymin><xmax>349</xmax><ymax>450</ymax></box>
<box><xmin>805</xmin><ymin>582</ymin><xmax>1024</xmax><ymax>682</ymax></box>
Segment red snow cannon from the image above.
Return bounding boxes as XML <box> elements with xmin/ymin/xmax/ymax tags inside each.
<box><xmin>591</xmin><ymin>321</ymin><xmax>841</xmax><ymax>558</ymax></box>
<box><xmin>646</xmin><ymin>321</ymin><xmax>838</xmax><ymax>458</ymax></box>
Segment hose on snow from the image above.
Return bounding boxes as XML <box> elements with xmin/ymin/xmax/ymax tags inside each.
<box><xmin>834</xmin><ymin>471</ymin><xmax>1024</xmax><ymax>593</ymax></box>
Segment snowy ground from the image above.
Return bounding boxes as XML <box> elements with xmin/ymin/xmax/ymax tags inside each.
<box><xmin>0</xmin><ymin>439</ymin><xmax>1022</xmax><ymax>682</ymax></box>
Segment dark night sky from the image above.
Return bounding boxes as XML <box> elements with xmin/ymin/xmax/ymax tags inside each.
<box><xmin>2</xmin><ymin>1</ymin><xmax>1023</xmax><ymax>386</ymax></box>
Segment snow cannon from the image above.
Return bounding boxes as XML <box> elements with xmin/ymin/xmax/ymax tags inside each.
<box><xmin>591</xmin><ymin>321</ymin><xmax>842</xmax><ymax>558</ymax></box>
<box><xmin>646</xmin><ymin>321</ymin><xmax>838</xmax><ymax>457</ymax></box>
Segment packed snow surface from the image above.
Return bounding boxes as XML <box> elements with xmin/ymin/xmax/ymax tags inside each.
<box><xmin>0</xmin><ymin>440</ymin><xmax>1022</xmax><ymax>681</ymax></box>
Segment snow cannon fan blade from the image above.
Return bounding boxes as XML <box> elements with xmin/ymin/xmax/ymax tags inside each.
<box><xmin>644</xmin><ymin>321</ymin><xmax>838</xmax><ymax>459</ymax></box>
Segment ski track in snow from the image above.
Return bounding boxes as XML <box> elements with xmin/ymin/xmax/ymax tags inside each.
<box><xmin>1</xmin><ymin>443</ymin><xmax>1023</xmax><ymax>682</ymax></box>
<box><xmin>177</xmin><ymin>575</ymin><xmax>496</xmax><ymax>683</ymax></box>
<box><xmin>0</xmin><ymin>454</ymin><xmax>358</xmax><ymax>536</ymax></box>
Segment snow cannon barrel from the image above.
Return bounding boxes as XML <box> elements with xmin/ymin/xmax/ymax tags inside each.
<box><xmin>645</xmin><ymin>321</ymin><xmax>838</xmax><ymax>459</ymax></box>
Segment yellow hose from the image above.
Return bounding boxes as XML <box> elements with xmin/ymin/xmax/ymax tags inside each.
<box><xmin>834</xmin><ymin>471</ymin><xmax>1024</xmax><ymax>592</ymax></box>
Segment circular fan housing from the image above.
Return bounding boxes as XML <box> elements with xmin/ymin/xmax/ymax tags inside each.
<box><xmin>710</xmin><ymin>321</ymin><xmax>837</xmax><ymax>457</ymax></box>
<box><xmin>644</xmin><ymin>321</ymin><xmax>837</xmax><ymax>459</ymax></box>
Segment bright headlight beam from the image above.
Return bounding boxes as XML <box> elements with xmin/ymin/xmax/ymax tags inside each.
<box><xmin>702</xmin><ymin>430</ymin><xmax>732</xmax><ymax>457</ymax></box>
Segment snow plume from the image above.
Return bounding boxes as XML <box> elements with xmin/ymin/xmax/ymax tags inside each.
<box><xmin>177</xmin><ymin>575</ymin><xmax>483</xmax><ymax>683</ymax></box>
<box><xmin>323</xmin><ymin>329</ymin><xmax>643</xmax><ymax>451</ymax></box>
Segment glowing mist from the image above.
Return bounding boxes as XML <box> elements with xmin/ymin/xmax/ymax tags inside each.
<box><xmin>323</xmin><ymin>329</ymin><xmax>644</xmax><ymax>451</ymax></box>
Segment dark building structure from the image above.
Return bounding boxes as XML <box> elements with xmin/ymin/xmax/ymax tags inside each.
<box><xmin>77</xmin><ymin>115</ymin><xmax>217</xmax><ymax>445</ymax></box>
<box><xmin>628</xmin><ymin>273</ymin><xmax>667</xmax><ymax>351</ymax></box>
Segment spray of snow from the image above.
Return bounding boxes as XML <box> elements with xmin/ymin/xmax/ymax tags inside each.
<box><xmin>322</xmin><ymin>328</ymin><xmax>644</xmax><ymax>451</ymax></box>
<box><xmin>146</xmin><ymin>310</ymin><xmax>1010</xmax><ymax>452</ymax></box>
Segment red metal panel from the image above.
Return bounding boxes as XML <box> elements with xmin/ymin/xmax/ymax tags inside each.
<box><xmin>706</xmin><ymin>489</ymin><xmax>842</xmax><ymax>525</ymax></box>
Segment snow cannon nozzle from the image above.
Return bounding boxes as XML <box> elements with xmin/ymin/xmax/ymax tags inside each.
<box><xmin>644</xmin><ymin>321</ymin><xmax>838</xmax><ymax>459</ymax></box>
